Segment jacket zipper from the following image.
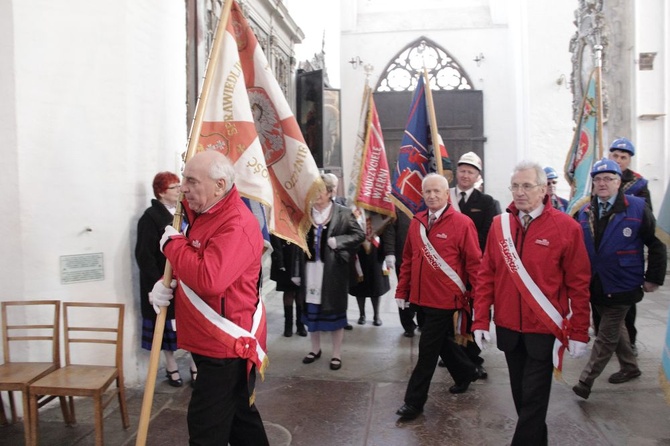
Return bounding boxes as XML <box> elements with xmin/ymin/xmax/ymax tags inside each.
<box><xmin>515</xmin><ymin>224</ymin><xmax>525</xmax><ymax>331</ymax></box>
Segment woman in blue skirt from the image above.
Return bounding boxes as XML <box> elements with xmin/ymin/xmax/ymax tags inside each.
<box><xmin>301</xmin><ymin>174</ymin><xmax>364</xmax><ymax>370</ymax></box>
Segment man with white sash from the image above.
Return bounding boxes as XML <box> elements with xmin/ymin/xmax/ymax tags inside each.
<box><xmin>472</xmin><ymin>161</ymin><xmax>591</xmax><ymax>446</ymax></box>
<box><xmin>395</xmin><ymin>174</ymin><xmax>482</xmax><ymax>421</ymax></box>
<box><xmin>151</xmin><ymin>151</ymin><xmax>269</xmax><ymax>445</ymax></box>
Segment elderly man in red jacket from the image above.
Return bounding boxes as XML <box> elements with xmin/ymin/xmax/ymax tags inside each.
<box><xmin>473</xmin><ymin>160</ymin><xmax>591</xmax><ymax>446</ymax></box>
<box><xmin>395</xmin><ymin>173</ymin><xmax>482</xmax><ymax>420</ymax></box>
<box><xmin>150</xmin><ymin>150</ymin><xmax>269</xmax><ymax>445</ymax></box>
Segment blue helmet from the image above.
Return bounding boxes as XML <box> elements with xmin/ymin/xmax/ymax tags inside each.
<box><xmin>609</xmin><ymin>137</ymin><xmax>635</xmax><ymax>156</ymax></box>
<box><xmin>590</xmin><ymin>158</ymin><xmax>622</xmax><ymax>177</ymax></box>
<box><xmin>543</xmin><ymin>167</ymin><xmax>558</xmax><ymax>180</ymax></box>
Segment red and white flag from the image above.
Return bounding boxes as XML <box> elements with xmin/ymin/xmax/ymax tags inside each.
<box><xmin>348</xmin><ymin>85</ymin><xmax>395</xmax><ymax>245</ymax></box>
<box><xmin>197</xmin><ymin>1</ymin><xmax>321</xmax><ymax>252</ymax></box>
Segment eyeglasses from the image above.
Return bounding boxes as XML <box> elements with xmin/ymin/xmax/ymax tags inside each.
<box><xmin>167</xmin><ymin>185</ymin><xmax>181</xmax><ymax>190</ymax></box>
<box><xmin>592</xmin><ymin>176</ymin><xmax>619</xmax><ymax>184</ymax></box>
<box><xmin>548</xmin><ymin>181</ymin><xmax>558</xmax><ymax>185</ymax></box>
<box><xmin>508</xmin><ymin>183</ymin><xmax>541</xmax><ymax>192</ymax></box>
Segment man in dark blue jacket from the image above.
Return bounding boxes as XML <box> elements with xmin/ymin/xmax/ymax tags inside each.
<box><xmin>572</xmin><ymin>158</ymin><xmax>666</xmax><ymax>399</ymax></box>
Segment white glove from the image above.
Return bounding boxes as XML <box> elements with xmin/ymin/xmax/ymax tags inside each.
<box><xmin>473</xmin><ymin>329</ymin><xmax>491</xmax><ymax>350</ymax></box>
<box><xmin>385</xmin><ymin>255</ymin><xmax>396</xmax><ymax>270</ymax></box>
<box><xmin>568</xmin><ymin>340</ymin><xmax>588</xmax><ymax>358</ymax></box>
<box><xmin>395</xmin><ymin>298</ymin><xmax>410</xmax><ymax>309</ymax></box>
<box><xmin>327</xmin><ymin>237</ymin><xmax>337</xmax><ymax>249</ymax></box>
<box><xmin>160</xmin><ymin>225</ymin><xmax>181</xmax><ymax>253</ymax></box>
<box><xmin>149</xmin><ymin>279</ymin><xmax>177</xmax><ymax>315</ymax></box>
<box><xmin>291</xmin><ymin>277</ymin><xmax>301</xmax><ymax>286</ymax></box>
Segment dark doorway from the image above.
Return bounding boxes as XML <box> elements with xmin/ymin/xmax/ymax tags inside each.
<box><xmin>374</xmin><ymin>90</ymin><xmax>486</xmax><ymax>183</ymax></box>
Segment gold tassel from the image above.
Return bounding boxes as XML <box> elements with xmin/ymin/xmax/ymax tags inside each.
<box><xmin>553</xmin><ymin>367</ymin><xmax>563</xmax><ymax>382</ymax></box>
<box><xmin>452</xmin><ymin>312</ymin><xmax>471</xmax><ymax>346</ymax></box>
<box><xmin>259</xmin><ymin>355</ymin><xmax>269</xmax><ymax>381</ymax></box>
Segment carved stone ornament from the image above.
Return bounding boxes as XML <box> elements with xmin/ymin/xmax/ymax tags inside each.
<box><xmin>202</xmin><ymin>0</ymin><xmax>294</xmax><ymax>95</ymax></box>
<box><xmin>569</xmin><ymin>0</ymin><xmax>609</xmax><ymax>122</ymax></box>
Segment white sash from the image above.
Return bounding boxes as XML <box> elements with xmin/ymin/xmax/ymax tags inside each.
<box><xmin>500</xmin><ymin>214</ymin><xmax>563</xmax><ymax>328</ymax></box>
<box><xmin>180</xmin><ymin>280</ymin><xmax>267</xmax><ymax>367</ymax></box>
<box><xmin>419</xmin><ymin>224</ymin><xmax>466</xmax><ymax>293</ymax></box>
<box><xmin>499</xmin><ymin>213</ymin><xmax>569</xmax><ymax>370</ymax></box>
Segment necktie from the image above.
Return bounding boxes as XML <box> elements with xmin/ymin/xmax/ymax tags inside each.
<box><xmin>459</xmin><ymin>191</ymin><xmax>466</xmax><ymax>208</ymax></box>
<box><xmin>600</xmin><ymin>202</ymin><xmax>610</xmax><ymax>218</ymax></box>
<box><xmin>522</xmin><ymin>214</ymin><xmax>532</xmax><ymax>231</ymax></box>
<box><xmin>428</xmin><ymin>213</ymin><xmax>437</xmax><ymax>230</ymax></box>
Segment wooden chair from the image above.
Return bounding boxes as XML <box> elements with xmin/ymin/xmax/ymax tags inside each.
<box><xmin>0</xmin><ymin>300</ymin><xmax>67</xmax><ymax>445</ymax></box>
<box><xmin>28</xmin><ymin>302</ymin><xmax>129</xmax><ymax>446</ymax></box>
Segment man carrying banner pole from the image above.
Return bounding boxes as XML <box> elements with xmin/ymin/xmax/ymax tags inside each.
<box><xmin>389</xmin><ymin>71</ymin><xmax>452</xmax><ymax>338</ymax></box>
<box><xmin>136</xmin><ymin>0</ymin><xmax>322</xmax><ymax>443</ymax></box>
<box><xmin>153</xmin><ymin>151</ymin><xmax>269</xmax><ymax>444</ymax></box>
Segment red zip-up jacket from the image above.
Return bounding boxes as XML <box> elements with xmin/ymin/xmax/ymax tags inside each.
<box><xmin>396</xmin><ymin>205</ymin><xmax>481</xmax><ymax>310</ymax></box>
<box><xmin>163</xmin><ymin>186</ymin><xmax>266</xmax><ymax>359</ymax></box>
<box><xmin>472</xmin><ymin>200</ymin><xmax>591</xmax><ymax>342</ymax></box>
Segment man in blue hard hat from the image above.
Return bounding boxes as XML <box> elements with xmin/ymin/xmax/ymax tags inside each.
<box><xmin>609</xmin><ymin>137</ymin><xmax>652</xmax><ymax>210</ymax></box>
<box><xmin>543</xmin><ymin>166</ymin><xmax>568</xmax><ymax>213</ymax></box>
<box><xmin>572</xmin><ymin>158</ymin><xmax>666</xmax><ymax>399</ymax></box>
<box><xmin>607</xmin><ymin>137</ymin><xmax>652</xmax><ymax>355</ymax></box>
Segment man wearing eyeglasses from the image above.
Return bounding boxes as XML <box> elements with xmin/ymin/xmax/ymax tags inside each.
<box><xmin>543</xmin><ymin>166</ymin><xmax>568</xmax><ymax>212</ymax></box>
<box><xmin>472</xmin><ymin>161</ymin><xmax>591</xmax><ymax>446</ymax></box>
<box><xmin>572</xmin><ymin>158</ymin><xmax>666</xmax><ymax>400</ymax></box>
<box><xmin>607</xmin><ymin>137</ymin><xmax>653</xmax><ymax>356</ymax></box>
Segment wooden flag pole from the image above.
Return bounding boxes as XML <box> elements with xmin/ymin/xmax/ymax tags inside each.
<box><xmin>594</xmin><ymin>43</ymin><xmax>604</xmax><ymax>159</ymax></box>
<box><xmin>134</xmin><ymin>0</ymin><xmax>234</xmax><ymax>444</ymax></box>
<box><xmin>422</xmin><ymin>68</ymin><xmax>443</xmax><ymax>176</ymax></box>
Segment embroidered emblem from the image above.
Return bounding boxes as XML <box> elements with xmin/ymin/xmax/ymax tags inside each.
<box><xmin>436</xmin><ymin>233</ymin><xmax>447</xmax><ymax>239</ymax></box>
<box><xmin>535</xmin><ymin>239</ymin><xmax>550</xmax><ymax>246</ymax></box>
<box><xmin>192</xmin><ymin>240</ymin><xmax>201</xmax><ymax>249</ymax></box>
<box><xmin>623</xmin><ymin>227</ymin><xmax>632</xmax><ymax>237</ymax></box>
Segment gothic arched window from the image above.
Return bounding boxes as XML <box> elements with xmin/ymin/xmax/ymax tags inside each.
<box><xmin>376</xmin><ymin>37</ymin><xmax>473</xmax><ymax>92</ymax></box>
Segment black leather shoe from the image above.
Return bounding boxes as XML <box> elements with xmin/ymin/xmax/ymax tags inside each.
<box><xmin>474</xmin><ymin>365</ymin><xmax>488</xmax><ymax>380</ymax></box>
<box><xmin>166</xmin><ymin>370</ymin><xmax>183</xmax><ymax>388</ymax></box>
<box><xmin>608</xmin><ymin>369</ymin><xmax>641</xmax><ymax>384</ymax></box>
<box><xmin>572</xmin><ymin>381</ymin><xmax>591</xmax><ymax>399</ymax></box>
<box><xmin>396</xmin><ymin>403</ymin><xmax>422</xmax><ymax>419</ymax></box>
<box><xmin>344</xmin><ymin>324</ymin><xmax>353</xmax><ymax>331</ymax></box>
<box><xmin>403</xmin><ymin>330</ymin><xmax>415</xmax><ymax>338</ymax></box>
<box><xmin>449</xmin><ymin>381</ymin><xmax>471</xmax><ymax>394</ymax></box>
<box><xmin>302</xmin><ymin>350</ymin><xmax>322</xmax><ymax>364</ymax></box>
<box><xmin>329</xmin><ymin>358</ymin><xmax>342</xmax><ymax>370</ymax></box>
<box><xmin>357</xmin><ymin>316</ymin><xmax>366</xmax><ymax>325</ymax></box>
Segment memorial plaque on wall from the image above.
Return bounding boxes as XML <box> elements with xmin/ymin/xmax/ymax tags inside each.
<box><xmin>60</xmin><ymin>253</ymin><xmax>104</xmax><ymax>284</ymax></box>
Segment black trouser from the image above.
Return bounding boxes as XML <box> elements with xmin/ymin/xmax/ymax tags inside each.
<box><xmin>188</xmin><ymin>355</ymin><xmax>268</xmax><ymax>446</ymax></box>
<box><xmin>498</xmin><ymin>327</ymin><xmax>553</xmax><ymax>446</ymax></box>
<box><xmin>404</xmin><ymin>307</ymin><xmax>476</xmax><ymax>409</ymax></box>
<box><xmin>398</xmin><ymin>304</ymin><xmax>424</xmax><ymax>333</ymax></box>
